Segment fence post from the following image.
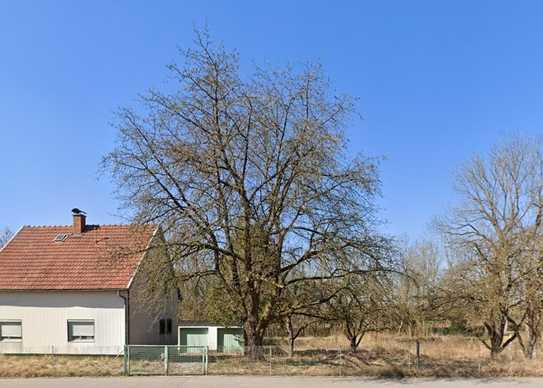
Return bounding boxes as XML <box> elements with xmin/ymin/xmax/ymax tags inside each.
<box><xmin>415</xmin><ymin>340</ymin><xmax>420</xmax><ymax>370</ymax></box>
<box><xmin>126</xmin><ymin>345</ymin><xmax>131</xmax><ymax>376</ymax></box>
<box><xmin>123</xmin><ymin>345</ymin><xmax>128</xmax><ymax>376</ymax></box>
<box><xmin>269</xmin><ymin>346</ymin><xmax>272</xmax><ymax>376</ymax></box>
<box><xmin>164</xmin><ymin>345</ymin><xmax>169</xmax><ymax>376</ymax></box>
<box><xmin>338</xmin><ymin>347</ymin><xmax>343</xmax><ymax>377</ymax></box>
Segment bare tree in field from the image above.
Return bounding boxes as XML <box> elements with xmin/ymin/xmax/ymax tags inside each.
<box><xmin>105</xmin><ymin>32</ymin><xmax>392</xmax><ymax>357</ymax></box>
<box><xmin>279</xmin><ymin>278</ymin><xmax>326</xmax><ymax>357</ymax></box>
<box><xmin>284</xmin><ymin>313</ymin><xmax>318</xmax><ymax>357</ymax></box>
<box><xmin>325</xmin><ymin>274</ymin><xmax>391</xmax><ymax>352</ymax></box>
<box><xmin>438</xmin><ymin>137</ymin><xmax>543</xmax><ymax>358</ymax></box>
<box><xmin>0</xmin><ymin>227</ymin><xmax>12</xmax><ymax>249</ymax></box>
<box><xmin>395</xmin><ymin>240</ymin><xmax>442</xmax><ymax>336</ymax></box>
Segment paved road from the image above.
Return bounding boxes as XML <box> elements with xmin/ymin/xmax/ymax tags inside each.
<box><xmin>1</xmin><ymin>377</ymin><xmax>543</xmax><ymax>388</ymax></box>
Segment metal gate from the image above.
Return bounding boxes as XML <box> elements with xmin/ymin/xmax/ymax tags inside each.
<box><xmin>124</xmin><ymin>345</ymin><xmax>208</xmax><ymax>376</ymax></box>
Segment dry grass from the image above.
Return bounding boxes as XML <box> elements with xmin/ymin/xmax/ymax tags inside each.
<box><xmin>2</xmin><ymin>335</ymin><xmax>543</xmax><ymax>378</ymax></box>
<box><xmin>258</xmin><ymin>333</ymin><xmax>543</xmax><ymax>378</ymax></box>
<box><xmin>0</xmin><ymin>355</ymin><xmax>123</xmax><ymax>378</ymax></box>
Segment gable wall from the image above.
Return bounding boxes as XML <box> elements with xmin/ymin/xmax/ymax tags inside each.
<box><xmin>128</xmin><ymin>232</ymin><xmax>178</xmax><ymax>345</ymax></box>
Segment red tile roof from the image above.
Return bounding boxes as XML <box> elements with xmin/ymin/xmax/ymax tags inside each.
<box><xmin>0</xmin><ymin>224</ymin><xmax>158</xmax><ymax>290</ymax></box>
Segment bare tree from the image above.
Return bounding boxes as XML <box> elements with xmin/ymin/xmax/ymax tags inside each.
<box><xmin>324</xmin><ymin>274</ymin><xmax>391</xmax><ymax>352</ymax></box>
<box><xmin>438</xmin><ymin>137</ymin><xmax>543</xmax><ymax>358</ymax></box>
<box><xmin>284</xmin><ymin>313</ymin><xmax>318</xmax><ymax>357</ymax></box>
<box><xmin>278</xmin><ymin>278</ymin><xmax>326</xmax><ymax>357</ymax></box>
<box><xmin>0</xmin><ymin>227</ymin><xmax>13</xmax><ymax>249</ymax></box>
<box><xmin>105</xmin><ymin>31</ymin><xmax>392</xmax><ymax>358</ymax></box>
<box><xmin>394</xmin><ymin>240</ymin><xmax>442</xmax><ymax>336</ymax></box>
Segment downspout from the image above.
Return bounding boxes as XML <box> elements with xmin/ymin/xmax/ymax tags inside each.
<box><xmin>118</xmin><ymin>290</ymin><xmax>130</xmax><ymax>346</ymax></box>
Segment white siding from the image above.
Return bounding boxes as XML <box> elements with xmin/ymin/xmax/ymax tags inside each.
<box><xmin>0</xmin><ymin>291</ymin><xmax>125</xmax><ymax>355</ymax></box>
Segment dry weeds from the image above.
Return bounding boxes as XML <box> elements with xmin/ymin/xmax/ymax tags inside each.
<box><xmin>0</xmin><ymin>355</ymin><xmax>123</xmax><ymax>378</ymax></box>
<box><xmin>259</xmin><ymin>333</ymin><xmax>543</xmax><ymax>378</ymax></box>
<box><xmin>2</xmin><ymin>334</ymin><xmax>543</xmax><ymax>378</ymax></box>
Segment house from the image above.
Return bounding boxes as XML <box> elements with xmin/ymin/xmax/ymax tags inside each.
<box><xmin>0</xmin><ymin>210</ymin><xmax>178</xmax><ymax>355</ymax></box>
<box><xmin>178</xmin><ymin>321</ymin><xmax>243</xmax><ymax>353</ymax></box>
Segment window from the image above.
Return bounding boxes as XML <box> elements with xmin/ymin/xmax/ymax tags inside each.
<box><xmin>159</xmin><ymin>318</ymin><xmax>172</xmax><ymax>335</ymax></box>
<box><xmin>53</xmin><ymin>233</ymin><xmax>68</xmax><ymax>242</ymax></box>
<box><xmin>68</xmin><ymin>320</ymin><xmax>95</xmax><ymax>342</ymax></box>
<box><xmin>159</xmin><ymin>319</ymin><xmax>166</xmax><ymax>335</ymax></box>
<box><xmin>0</xmin><ymin>321</ymin><xmax>22</xmax><ymax>342</ymax></box>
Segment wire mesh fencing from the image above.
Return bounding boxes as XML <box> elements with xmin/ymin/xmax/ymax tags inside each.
<box><xmin>124</xmin><ymin>345</ymin><xmax>208</xmax><ymax>376</ymax></box>
<box><xmin>207</xmin><ymin>345</ymin><xmax>347</xmax><ymax>376</ymax></box>
<box><xmin>43</xmin><ymin>335</ymin><xmax>537</xmax><ymax>377</ymax></box>
<box><xmin>125</xmin><ymin>345</ymin><xmax>347</xmax><ymax>376</ymax></box>
<box><xmin>5</xmin><ymin>339</ymin><xmax>537</xmax><ymax>377</ymax></box>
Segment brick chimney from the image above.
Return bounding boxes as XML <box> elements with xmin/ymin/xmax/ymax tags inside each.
<box><xmin>72</xmin><ymin>208</ymin><xmax>87</xmax><ymax>234</ymax></box>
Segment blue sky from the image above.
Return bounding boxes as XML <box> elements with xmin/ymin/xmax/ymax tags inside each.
<box><xmin>1</xmin><ymin>1</ymin><xmax>542</xmax><ymax>240</ymax></box>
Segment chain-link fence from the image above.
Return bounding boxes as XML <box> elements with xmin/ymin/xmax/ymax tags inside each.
<box><xmin>123</xmin><ymin>345</ymin><xmax>347</xmax><ymax>376</ymax></box>
<box><xmin>2</xmin><ymin>337</ymin><xmax>536</xmax><ymax>378</ymax></box>
<box><xmin>124</xmin><ymin>345</ymin><xmax>208</xmax><ymax>376</ymax></box>
<box><xmin>206</xmin><ymin>345</ymin><xmax>347</xmax><ymax>376</ymax></box>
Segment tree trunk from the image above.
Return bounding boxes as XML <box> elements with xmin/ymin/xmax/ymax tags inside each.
<box><xmin>523</xmin><ymin>324</ymin><xmax>539</xmax><ymax>360</ymax></box>
<box><xmin>286</xmin><ymin>317</ymin><xmax>295</xmax><ymax>357</ymax></box>
<box><xmin>244</xmin><ymin>320</ymin><xmax>265</xmax><ymax>360</ymax></box>
<box><xmin>289</xmin><ymin>337</ymin><xmax>295</xmax><ymax>358</ymax></box>
<box><xmin>488</xmin><ymin>328</ymin><xmax>504</xmax><ymax>359</ymax></box>
<box><xmin>524</xmin><ymin>336</ymin><xmax>537</xmax><ymax>360</ymax></box>
<box><xmin>520</xmin><ymin>306</ymin><xmax>541</xmax><ymax>360</ymax></box>
<box><xmin>484</xmin><ymin>316</ymin><xmax>511</xmax><ymax>359</ymax></box>
<box><xmin>349</xmin><ymin>336</ymin><xmax>360</xmax><ymax>353</ymax></box>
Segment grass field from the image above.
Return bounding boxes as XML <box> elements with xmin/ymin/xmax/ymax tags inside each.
<box><xmin>1</xmin><ymin>334</ymin><xmax>542</xmax><ymax>378</ymax></box>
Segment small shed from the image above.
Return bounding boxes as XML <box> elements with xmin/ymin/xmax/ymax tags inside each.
<box><xmin>177</xmin><ymin>321</ymin><xmax>243</xmax><ymax>352</ymax></box>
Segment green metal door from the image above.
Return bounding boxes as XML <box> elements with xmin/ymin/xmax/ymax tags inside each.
<box><xmin>179</xmin><ymin>328</ymin><xmax>208</xmax><ymax>348</ymax></box>
<box><xmin>218</xmin><ymin>328</ymin><xmax>243</xmax><ymax>353</ymax></box>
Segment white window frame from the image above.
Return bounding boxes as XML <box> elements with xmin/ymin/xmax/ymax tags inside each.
<box><xmin>67</xmin><ymin>320</ymin><xmax>95</xmax><ymax>343</ymax></box>
<box><xmin>0</xmin><ymin>320</ymin><xmax>22</xmax><ymax>342</ymax></box>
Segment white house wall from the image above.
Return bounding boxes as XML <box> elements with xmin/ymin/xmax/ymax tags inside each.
<box><xmin>0</xmin><ymin>291</ymin><xmax>125</xmax><ymax>355</ymax></box>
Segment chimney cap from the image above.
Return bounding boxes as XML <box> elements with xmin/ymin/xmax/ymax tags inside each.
<box><xmin>71</xmin><ymin>208</ymin><xmax>87</xmax><ymax>216</ymax></box>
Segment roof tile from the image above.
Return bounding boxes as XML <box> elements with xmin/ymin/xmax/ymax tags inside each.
<box><xmin>0</xmin><ymin>224</ymin><xmax>158</xmax><ymax>290</ymax></box>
